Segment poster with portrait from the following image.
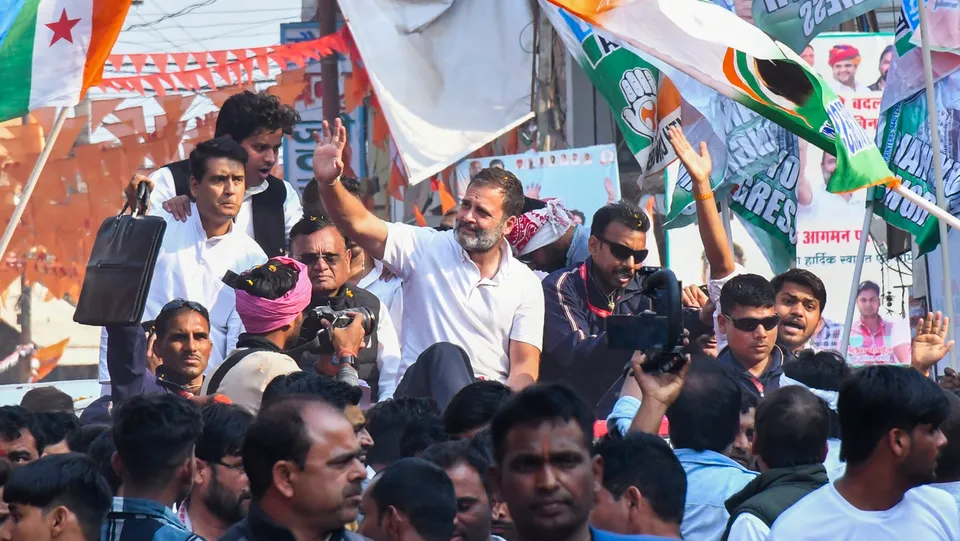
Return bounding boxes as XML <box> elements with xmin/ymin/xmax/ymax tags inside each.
<box><xmin>453</xmin><ymin>145</ymin><xmax>621</xmax><ymax>229</ymax></box>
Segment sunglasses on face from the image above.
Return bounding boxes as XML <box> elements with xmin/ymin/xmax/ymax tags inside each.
<box><xmin>598</xmin><ymin>237</ymin><xmax>648</xmax><ymax>263</ymax></box>
<box><xmin>724</xmin><ymin>313</ymin><xmax>781</xmax><ymax>333</ymax></box>
<box><xmin>295</xmin><ymin>252</ymin><xmax>342</xmax><ymax>266</ymax></box>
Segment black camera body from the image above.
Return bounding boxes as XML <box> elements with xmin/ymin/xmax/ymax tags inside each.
<box><xmin>605</xmin><ymin>267</ymin><xmax>686</xmax><ymax>374</ymax></box>
<box><xmin>302</xmin><ymin>305</ymin><xmax>377</xmax><ymax>355</ymax></box>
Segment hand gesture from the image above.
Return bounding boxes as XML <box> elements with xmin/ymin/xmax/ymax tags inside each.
<box><xmin>619</xmin><ymin>68</ymin><xmax>657</xmax><ymax>139</ymax></box>
<box><xmin>666</xmin><ymin>125</ymin><xmax>712</xmax><ymax>187</ymax></box>
<box><xmin>124</xmin><ymin>174</ymin><xmax>155</xmax><ymax>212</ymax></box>
<box><xmin>631</xmin><ymin>350</ymin><xmax>690</xmax><ymax>408</ymax></box>
<box><xmin>312</xmin><ymin>118</ymin><xmax>347</xmax><ymax>185</ymax></box>
<box><xmin>912</xmin><ymin>311</ymin><xmax>954</xmax><ymax>373</ymax></box>
<box><xmin>525</xmin><ymin>183</ymin><xmax>541</xmax><ymax>199</ymax></box>
<box><xmin>162</xmin><ymin>195</ymin><xmax>192</xmax><ymax>222</ymax></box>
<box><xmin>682</xmin><ymin>285</ymin><xmax>709</xmax><ymax>308</ymax></box>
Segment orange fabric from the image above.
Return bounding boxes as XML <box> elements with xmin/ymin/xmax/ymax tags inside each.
<box><xmin>113</xmin><ymin>107</ymin><xmax>146</xmax><ymax>133</ymax></box>
<box><xmin>82</xmin><ymin>0</ymin><xmax>134</xmax><ymax>94</ymax></box>
<box><xmin>30</xmin><ymin>338</ymin><xmax>70</xmax><ymax>383</ymax></box>
<box><xmin>413</xmin><ymin>206</ymin><xmax>428</xmax><ymax>227</ymax></box>
<box><xmin>90</xmin><ymin>98</ymin><xmax>124</xmax><ymax>132</ymax></box>
<box><xmin>388</xmin><ymin>159</ymin><xmax>405</xmax><ymax>201</ymax></box>
<box><xmin>28</xmin><ymin>108</ymin><xmax>57</xmax><ymax>137</ymax></box>
<box><xmin>438</xmin><ymin>174</ymin><xmax>457</xmax><ymax>213</ymax></box>
<box><xmin>48</xmin><ymin>116</ymin><xmax>88</xmax><ymax>160</ymax></box>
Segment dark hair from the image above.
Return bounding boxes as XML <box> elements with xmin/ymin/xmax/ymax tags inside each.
<box><xmin>590</xmin><ymin>201</ymin><xmax>650</xmax><ymax>238</ymax></box>
<box><xmin>839</xmin><ymin>365</ymin><xmax>950</xmax><ymax>464</ymax></box>
<box><xmin>420</xmin><ymin>439</ymin><xmax>492</xmax><ymax>498</ymax></box>
<box><xmin>0</xmin><ymin>458</ymin><xmax>11</xmax><ymax>486</ymax></box>
<box><xmin>261</xmin><ymin>374</ymin><xmax>362</xmax><ymax>412</ymax></box>
<box><xmin>570</xmin><ymin>209</ymin><xmax>586</xmax><ymax>223</ymax></box>
<box><xmin>289</xmin><ymin>214</ymin><xmax>347</xmax><ymax>246</ymax></box>
<box><xmin>365</xmin><ymin>397</ymin><xmax>442</xmax><ymax>468</ymax></box>
<box><xmin>857</xmin><ymin>280</ymin><xmax>881</xmax><ymax>297</ymax></box>
<box><xmin>3</xmin><ymin>453</ymin><xmax>112</xmax><ymax>541</ymax></box>
<box><xmin>0</xmin><ymin>406</ymin><xmax>42</xmax><ymax>453</ymax></box>
<box><xmin>34</xmin><ymin>412</ymin><xmax>81</xmax><ymax>450</ymax></box>
<box><xmin>490</xmin><ymin>384</ymin><xmax>593</xmax><ymax>464</ymax></box>
<box><xmin>20</xmin><ymin>387</ymin><xmax>74</xmax><ymax>414</ymax></box>
<box><xmin>936</xmin><ymin>390</ymin><xmax>960</xmax><ymax>479</ymax></box>
<box><xmin>469</xmin><ymin>429</ymin><xmax>495</xmax><ymax>464</ymax></box>
<box><xmin>754</xmin><ymin>386</ymin><xmax>830</xmax><ymax>468</ymax></box>
<box><xmin>189</xmin><ymin>136</ymin><xmax>249</xmax><ymax>180</ymax></box>
<box><xmin>442</xmin><ymin>381</ymin><xmax>513</xmax><ymax>437</ymax></box>
<box><xmin>369</xmin><ymin>458</ymin><xmax>456</xmax><ymax>541</ymax></box>
<box><xmin>86</xmin><ymin>431</ymin><xmax>121</xmax><ymax>493</ymax></box>
<box><xmin>771</xmin><ymin>269</ymin><xmax>827</xmax><ymax>314</ymax></box>
<box><xmin>879</xmin><ymin>45</ymin><xmax>894</xmax><ymax>62</ymax></box>
<box><xmin>719</xmin><ymin>273</ymin><xmax>776</xmax><ymax>314</ymax></box>
<box><xmin>244</xmin><ymin>395</ymin><xmax>332</xmax><ymax>499</ymax></box>
<box><xmin>196</xmin><ymin>403</ymin><xmax>253</xmax><ymax>464</ymax></box>
<box><xmin>740</xmin><ymin>390</ymin><xmax>759</xmax><ymax>415</ymax></box>
<box><xmin>216</xmin><ymin>90</ymin><xmax>300</xmax><ymax>142</ymax></box>
<box><xmin>66</xmin><ymin>424</ymin><xmax>109</xmax><ymax>455</ymax></box>
<box><xmin>340</xmin><ymin>177</ymin><xmax>362</xmax><ymax>198</ymax></box>
<box><xmin>666</xmin><ymin>361</ymin><xmax>742</xmax><ymax>452</ymax></box>
<box><xmin>467</xmin><ymin>168</ymin><xmax>525</xmax><ymax>218</ymax></box>
<box><xmin>231</xmin><ymin>258</ymin><xmax>301</xmax><ymax>300</ymax></box>
<box><xmin>111</xmin><ymin>395</ymin><xmax>203</xmax><ymax>489</ymax></box>
<box><xmin>154</xmin><ymin>299</ymin><xmax>211</xmax><ymax>339</ymax></box>
<box><xmin>784</xmin><ymin>350</ymin><xmax>850</xmax><ymax>392</ymax></box>
<box><xmin>594</xmin><ymin>433</ymin><xmax>685</xmax><ymax>525</ymax></box>
<box><xmin>399</xmin><ymin>417</ymin><xmax>448</xmax><ymax>458</ymax></box>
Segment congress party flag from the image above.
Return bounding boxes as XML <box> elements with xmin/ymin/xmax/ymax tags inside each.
<box><xmin>546</xmin><ymin>0</ymin><xmax>897</xmax><ymax>196</ymax></box>
<box><xmin>0</xmin><ymin>0</ymin><xmax>133</xmax><ymax>122</ymax></box>
<box><xmin>751</xmin><ymin>0</ymin><xmax>887</xmax><ymax>54</ymax></box>
<box><xmin>896</xmin><ymin>0</ymin><xmax>960</xmax><ymax>56</ymax></box>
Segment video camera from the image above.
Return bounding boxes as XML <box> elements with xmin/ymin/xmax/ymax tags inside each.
<box><xmin>604</xmin><ymin>267</ymin><xmax>686</xmax><ymax>374</ymax></box>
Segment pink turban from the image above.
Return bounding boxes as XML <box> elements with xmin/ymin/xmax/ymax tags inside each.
<box><xmin>507</xmin><ymin>198</ymin><xmax>575</xmax><ymax>256</ymax></box>
<box><xmin>235</xmin><ymin>257</ymin><xmax>312</xmax><ymax>334</ymax></box>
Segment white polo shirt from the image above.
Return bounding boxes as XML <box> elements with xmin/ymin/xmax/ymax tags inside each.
<box><xmin>357</xmin><ymin>258</ymin><xmax>404</xmax><ymax>338</ymax></box>
<box><xmin>98</xmin><ymin>203</ymin><xmax>267</xmax><ymax>383</ymax></box>
<box><xmin>148</xmin><ymin>166</ymin><xmax>303</xmax><ymax>241</ymax></box>
<box><xmin>383</xmin><ymin>223</ymin><xmax>545</xmax><ymax>382</ymax></box>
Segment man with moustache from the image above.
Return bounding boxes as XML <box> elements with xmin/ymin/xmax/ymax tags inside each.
<box><xmin>312</xmin><ymin>119</ymin><xmax>544</xmax><ymax>405</ymax></box>
<box><xmin>219</xmin><ymin>395</ymin><xmax>368</xmax><ymax>541</ymax></box>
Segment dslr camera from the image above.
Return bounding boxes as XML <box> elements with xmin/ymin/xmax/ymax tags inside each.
<box><xmin>604</xmin><ymin>267</ymin><xmax>686</xmax><ymax>374</ymax></box>
<box><xmin>308</xmin><ymin>305</ymin><xmax>377</xmax><ymax>337</ymax></box>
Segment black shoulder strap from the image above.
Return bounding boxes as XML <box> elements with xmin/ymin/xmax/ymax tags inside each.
<box><xmin>166</xmin><ymin>160</ymin><xmax>193</xmax><ymax>197</ymax></box>
<box><xmin>206</xmin><ymin>347</ymin><xmax>264</xmax><ymax>395</ymax></box>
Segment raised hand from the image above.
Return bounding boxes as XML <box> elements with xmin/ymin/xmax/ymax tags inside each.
<box><xmin>631</xmin><ymin>350</ymin><xmax>690</xmax><ymax>408</ymax></box>
<box><xmin>525</xmin><ymin>183</ymin><xmax>541</xmax><ymax>199</ymax></box>
<box><xmin>666</xmin><ymin>125</ymin><xmax>712</xmax><ymax>186</ymax></box>
<box><xmin>912</xmin><ymin>311</ymin><xmax>955</xmax><ymax>373</ymax></box>
<box><xmin>312</xmin><ymin>118</ymin><xmax>347</xmax><ymax>184</ymax></box>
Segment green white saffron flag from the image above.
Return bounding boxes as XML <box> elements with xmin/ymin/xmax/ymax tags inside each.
<box><xmin>751</xmin><ymin>0</ymin><xmax>887</xmax><ymax>54</ymax></box>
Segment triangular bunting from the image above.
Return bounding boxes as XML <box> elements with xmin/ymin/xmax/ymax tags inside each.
<box><xmin>175</xmin><ymin>70</ymin><xmax>200</xmax><ymax>92</ymax></box>
<box><xmin>227</xmin><ymin>62</ymin><xmax>245</xmax><ymax>84</ymax></box>
<box><xmin>252</xmin><ymin>48</ymin><xmax>271</xmax><ymax>76</ymax></box>
<box><xmin>143</xmin><ymin>74</ymin><xmax>167</xmax><ymax>97</ymax></box>
<box><xmin>230</xmin><ymin>49</ymin><xmax>248</xmax><ymax>62</ymax></box>
<box><xmin>413</xmin><ymin>206</ymin><xmax>428</xmax><ymax>227</ymax></box>
<box><xmin>196</xmin><ymin>68</ymin><xmax>217</xmax><ymax>90</ymax></box>
<box><xmin>171</xmin><ymin>52</ymin><xmax>191</xmax><ymax>73</ymax></box>
<box><xmin>107</xmin><ymin>54</ymin><xmax>124</xmax><ymax>72</ymax></box>
<box><xmin>90</xmin><ymin>98</ymin><xmax>124</xmax><ymax>133</ymax></box>
<box><xmin>242</xmin><ymin>58</ymin><xmax>256</xmax><ymax>83</ymax></box>
<box><xmin>213</xmin><ymin>63</ymin><xmax>233</xmax><ymax>86</ymax></box>
<box><xmin>127</xmin><ymin>76</ymin><xmax>146</xmax><ymax>95</ymax></box>
<box><xmin>113</xmin><ymin>106</ymin><xmax>146</xmax><ymax>133</ymax></box>
<box><xmin>210</xmin><ymin>50</ymin><xmax>228</xmax><ymax>67</ymax></box>
<box><xmin>152</xmin><ymin>53</ymin><xmax>169</xmax><ymax>73</ymax></box>
<box><xmin>128</xmin><ymin>54</ymin><xmax>148</xmax><ymax>75</ymax></box>
<box><xmin>194</xmin><ymin>52</ymin><xmax>209</xmax><ymax>70</ymax></box>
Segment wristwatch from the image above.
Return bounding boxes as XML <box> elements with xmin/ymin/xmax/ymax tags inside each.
<box><xmin>333</xmin><ymin>353</ymin><xmax>358</xmax><ymax>367</ymax></box>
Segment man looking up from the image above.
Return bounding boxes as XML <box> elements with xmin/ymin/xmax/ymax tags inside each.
<box><xmin>104</xmin><ymin>394</ymin><xmax>204</xmax><ymax>541</ymax></box>
<box><xmin>289</xmin><ymin>214</ymin><xmax>402</xmax><ymax>400</ymax></box>
<box><xmin>312</xmin><ymin>119</ymin><xmax>544</xmax><ymax>399</ymax></box>
<box><xmin>506</xmin><ymin>198</ymin><xmax>590</xmax><ymax>273</ymax></box>
<box><xmin>769</xmin><ymin>366</ymin><xmax>959</xmax><ymax>540</ymax></box>
<box><xmin>219</xmin><ymin>395</ymin><xmax>368</xmax><ymax>541</ymax></box>
<box><xmin>421</xmin><ymin>439</ymin><xmax>500</xmax><ymax>541</ymax></box>
<box><xmin>129</xmin><ymin>90</ymin><xmax>303</xmax><ymax>257</ymax></box>
<box><xmin>179</xmin><ymin>403</ymin><xmax>254</xmax><ymax>540</ymax></box>
<box><xmin>103</xmin><ymin>137</ymin><xmax>268</xmax><ymax>399</ymax></box>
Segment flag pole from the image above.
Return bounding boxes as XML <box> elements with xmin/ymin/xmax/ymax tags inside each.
<box><xmin>917</xmin><ymin>0</ymin><xmax>957</xmax><ymax>368</ymax></box>
<box><xmin>839</xmin><ymin>201</ymin><xmax>874</xmax><ymax>357</ymax></box>
<box><xmin>720</xmin><ymin>193</ymin><xmax>734</xmax><ymax>254</ymax></box>
<box><xmin>0</xmin><ymin>108</ymin><xmax>69</xmax><ymax>260</ymax></box>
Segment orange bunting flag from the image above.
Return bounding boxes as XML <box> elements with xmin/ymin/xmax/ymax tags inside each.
<box><xmin>437</xmin><ymin>174</ymin><xmax>457</xmax><ymax>213</ymax></box>
<box><xmin>30</xmin><ymin>338</ymin><xmax>70</xmax><ymax>383</ymax></box>
<box><xmin>413</xmin><ymin>206</ymin><xmax>428</xmax><ymax>227</ymax></box>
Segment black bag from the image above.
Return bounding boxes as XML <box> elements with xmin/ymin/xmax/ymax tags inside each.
<box><xmin>74</xmin><ymin>183</ymin><xmax>166</xmax><ymax>326</ymax></box>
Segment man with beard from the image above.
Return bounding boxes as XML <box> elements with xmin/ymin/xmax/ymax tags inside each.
<box><xmin>506</xmin><ymin>198</ymin><xmax>591</xmax><ymax>273</ymax></box>
<box><xmin>868</xmin><ymin>45</ymin><xmax>894</xmax><ymax>92</ymax></box>
<box><xmin>219</xmin><ymin>395</ymin><xmax>368</xmax><ymax>541</ymax></box>
<box><xmin>768</xmin><ymin>366</ymin><xmax>959</xmax><ymax>540</ymax></box>
<box><xmin>103</xmin><ymin>395</ymin><xmax>204</xmax><ymax>541</ymax></box>
<box><xmin>180</xmin><ymin>403</ymin><xmax>254</xmax><ymax>540</ymax></box>
<box><xmin>489</xmin><ymin>384</ymin><xmax>674</xmax><ymax>541</ymax></box>
<box><xmin>312</xmin><ymin>119</ymin><xmax>544</xmax><ymax>405</ymax></box>
<box><xmin>421</xmin><ymin>439</ymin><xmax>504</xmax><ymax>541</ymax></box>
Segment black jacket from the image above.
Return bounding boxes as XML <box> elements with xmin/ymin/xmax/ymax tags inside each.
<box><xmin>218</xmin><ymin>503</ymin><xmax>370</xmax><ymax>541</ymax></box>
<box><xmin>167</xmin><ymin>159</ymin><xmax>288</xmax><ymax>257</ymax></box>
<box><xmin>716</xmin><ymin>344</ymin><xmax>792</xmax><ymax>401</ymax></box>
<box><xmin>721</xmin><ymin>464</ymin><xmax>829</xmax><ymax>541</ymax></box>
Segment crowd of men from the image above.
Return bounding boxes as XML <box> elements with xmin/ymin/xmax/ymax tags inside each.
<box><xmin>0</xmin><ymin>90</ymin><xmax>957</xmax><ymax>541</ymax></box>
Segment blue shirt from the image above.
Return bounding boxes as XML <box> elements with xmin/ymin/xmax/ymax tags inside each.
<box><xmin>102</xmin><ymin>497</ymin><xmax>201</xmax><ymax>541</ymax></box>
<box><xmin>566</xmin><ymin>224</ymin><xmax>590</xmax><ymax>267</ymax></box>
<box><xmin>674</xmin><ymin>449</ymin><xmax>758</xmax><ymax>541</ymax></box>
<box><xmin>592</xmin><ymin>526</ymin><xmax>676</xmax><ymax>540</ymax></box>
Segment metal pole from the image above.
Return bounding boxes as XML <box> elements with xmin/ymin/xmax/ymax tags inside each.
<box><xmin>839</xmin><ymin>201</ymin><xmax>874</xmax><ymax>356</ymax></box>
<box><xmin>319</xmin><ymin>0</ymin><xmax>340</xmax><ymax>124</ymax></box>
<box><xmin>535</xmin><ymin>4</ymin><xmax>553</xmax><ymax>153</ymax></box>
<box><xmin>918</xmin><ymin>0</ymin><xmax>957</xmax><ymax>367</ymax></box>
<box><xmin>0</xmin><ymin>108</ymin><xmax>69</xmax><ymax>261</ymax></box>
<box><xmin>720</xmin><ymin>194</ymin><xmax>734</xmax><ymax>254</ymax></box>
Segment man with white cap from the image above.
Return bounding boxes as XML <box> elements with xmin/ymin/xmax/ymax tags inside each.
<box><xmin>506</xmin><ymin>198</ymin><xmax>590</xmax><ymax>273</ymax></box>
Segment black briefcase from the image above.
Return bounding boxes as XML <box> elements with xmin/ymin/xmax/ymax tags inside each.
<box><xmin>74</xmin><ymin>183</ymin><xmax>166</xmax><ymax>326</ymax></box>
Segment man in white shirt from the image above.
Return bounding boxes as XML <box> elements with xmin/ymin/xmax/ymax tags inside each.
<box><xmin>127</xmin><ymin>91</ymin><xmax>303</xmax><ymax>258</ymax></box>
<box><xmin>312</xmin><ymin>119</ymin><xmax>544</xmax><ymax>406</ymax></box>
<box><xmin>930</xmin><ymin>389</ymin><xmax>960</xmax><ymax>512</ymax></box>
<box><xmin>827</xmin><ymin>44</ymin><xmax>871</xmax><ymax>95</ymax></box>
<box><xmin>104</xmin><ymin>137</ymin><xmax>267</xmax><ymax>400</ymax></box>
<box><xmin>769</xmin><ymin>365</ymin><xmax>960</xmax><ymax>540</ymax></box>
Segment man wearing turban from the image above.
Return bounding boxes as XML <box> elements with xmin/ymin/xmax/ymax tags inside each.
<box><xmin>828</xmin><ymin>44</ymin><xmax>868</xmax><ymax>94</ymax></box>
<box><xmin>506</xmin><ymin>198</ymin><xmax>591</xmax><ymax>273</ymax></box>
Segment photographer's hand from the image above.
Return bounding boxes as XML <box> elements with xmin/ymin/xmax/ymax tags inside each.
<box><xmin>627</xmin><ymin>348</ymin><xmax>690</xmax><ymax>435</ymax></box>
<box><xmin>331</xmin><ymin>313</ymin><xmax>366</xmax><ymax>357</ymax></box>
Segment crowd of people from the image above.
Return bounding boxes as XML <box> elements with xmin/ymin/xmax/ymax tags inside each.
<box><xmin>0</xmin><ymin>89</ymin><xmax>956</xmax><ymax>541</ymax></box>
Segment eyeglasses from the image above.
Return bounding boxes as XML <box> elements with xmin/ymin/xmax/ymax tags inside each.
<box><xmin>724</xmin><ymin>314</ymin><xmax>781</xmax><ymax>332</ymax></box>
<box><xmin>295</xmin><ymin>252</ymin><xmax>342</xmax><ymax>266</ymax></box>
<box><xmin>598</xmin><ymin>238</ymin><xmax>648</xmax><ymax>263</ymax></box>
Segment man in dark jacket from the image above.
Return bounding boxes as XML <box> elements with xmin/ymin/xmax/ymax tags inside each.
<box><xmin>721</xmin><ymin>386</ymin><xmax>830</xmax><ymax>541</ymax></box>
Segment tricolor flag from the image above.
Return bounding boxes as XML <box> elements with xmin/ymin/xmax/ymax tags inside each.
<box><xmin>545</xmin><ymin>0</ymin><xmax>898</xmax><ymax>196</ymax></box>
<box><xmin>0</xmin><ymin>0</ymin><xmax>132</xmax><ymax>122</ymax></box>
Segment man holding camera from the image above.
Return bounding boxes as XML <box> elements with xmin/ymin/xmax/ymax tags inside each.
<box><xmin>289</xmin><ymin>214</ymin><xmax>403</xmax><ymax>401</ymax></box>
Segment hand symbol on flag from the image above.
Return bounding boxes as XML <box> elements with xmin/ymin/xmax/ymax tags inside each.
<box><xmin>619</xmin><ymin>68</ymin><xmax>657</xmax><ymax>140</ymax></box>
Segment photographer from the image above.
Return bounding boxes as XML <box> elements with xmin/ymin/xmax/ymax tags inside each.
<box><xmin>289</xmin><ymin>214</ymin><xmax>403</xmax><ymax>401</ymax></box>
<box><xmin>204</xmin><ymin>257</ymin><xmax>365</xmax><ymax>414</ymax></box>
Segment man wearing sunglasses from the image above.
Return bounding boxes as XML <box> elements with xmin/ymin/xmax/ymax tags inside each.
<box><xmin>289</xmin><ymin>214</ymin><xmax>403</xmax><ymax>401</ymax></box>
